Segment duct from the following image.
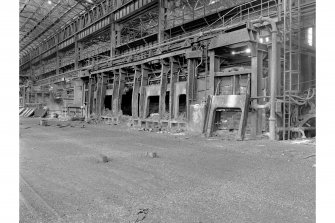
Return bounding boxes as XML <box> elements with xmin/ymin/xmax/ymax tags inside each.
<box><xmin>250</xmin><ymin>16</ymin><xmax>278</xmax><ymax>140</ymax></box>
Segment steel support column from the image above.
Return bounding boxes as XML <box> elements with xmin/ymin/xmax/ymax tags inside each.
<box><xmin>111</xmin><ymin>21</ymin><xmax>122</xmax><ymax>58</ymax></box>
<box><xmin>56</xmin><ymin>43</ymin><xmax>59</xmax><ymax>75</ymax></box>
<box><xmin>250</xmin><ymin>43</ymin><xmax>264</xmax><ymax>138</ymax></box>
<box><xmin>139</xmin><ymin>64</ymin><xmax>149</xmax><ymax>118</ymax></box>
<box><xmin>169</xmin><ymin>56</ymin><xmax>178</xmax><ymax>120</ymax></box>
<box><xmin>132</xmin><ymin>65</ymin><xmax>141</xmax><ymax>118</ymax></box>
<box><xmin>269</xmin><ymin>27</ymin><xmax>278</xmax><ymax>140</ymax></box>
<box><xmin>209</xmin><ymin>51</ymin><xmax>219</xmax><ymax>96</ymax></box>
<box><xmin>74</xmin><ymin>34</ymin><xmax>79</xmax><ymax>69</ymax></box>
<box><xmin>95</xmin><ymin>75</ymin><xmax>102</xmax><ymax>115</ymax></box>
<box><xmin>110</xmin><ymin>15</ymin><xmax>116</xmax><ymax>58</ymax></box>
<box><xmin>187</xmin><ymin>58</ymin><xmax>196</xmax><ymax>121</ymax></box>
<box><xmin>98</xmin><ymin>74</ymin><xmax>107</xmax><ymax>115</ymax></box>
<box><xmin>159</xmin><ymin>58</ymin><xmax>169</xmax><ymax>118</ymax></box>
<box><xmin>158</xmin><ymin>0</ymin><xmax>167</xmax><ymax>43</ymax></box>
<box><xmin>117</xmin><ymin>69</ymin><xmax>126</xmax><ymax>115</ymax></box>
<box><xmin>112</xmin><ymin>70</ymin><xmax>120</xmax><ymax>115</ymax></box>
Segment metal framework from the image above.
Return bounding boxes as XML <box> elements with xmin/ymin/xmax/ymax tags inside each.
<box><xmin>120</xmin><ymin>9</ymin><xmax>159</xmax><ymax>45</ymax></box>
<box><xmin>19</xmin><ymin>0</ymin><xmax>316</xmax><ymax>140</ymax></box>
<box><xmin>282</xmin><ymin>0</ymin><xmax>301</xmax><ymax>140</ymax></box>
<box><xmin>20</xmin><ymin>0</ymin><xmax>85</xmax><ymax>57</ymax></box>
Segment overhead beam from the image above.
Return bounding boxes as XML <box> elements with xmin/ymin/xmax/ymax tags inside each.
<box><xmin>20</xmin><ymin>0</ymin><xmax>47</xmax><ymax>31</ymax></box>
<box><xmin>19</xmin><ymin>0</ymin><xmax>32</xmax><ymax>14</ymax></box>
<box><xmin>20</xmin><ymin>2</ymin><xmax>80</xmax><ymax>53</ymax></box>
<box><xmin>20</xmin><ymin>1</ymin><xmax>63</xmax><ymax>43</ymax></box>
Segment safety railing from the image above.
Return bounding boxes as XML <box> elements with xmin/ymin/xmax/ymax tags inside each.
<box><xmin>108</xmin><ymin>0</ymin><xmax>280</xmax><ymax>63</ymax></box>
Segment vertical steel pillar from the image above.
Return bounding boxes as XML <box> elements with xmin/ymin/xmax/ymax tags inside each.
<box><xmin>187</xmin><ymin>58</ymin><xmax>196</xmax><ymax>121</ymax></box>
<box><xmin>159</xmin><ymin>58</ymin><xmax>169</xmax><ymax>118</ymax></box>
<box><xmin>110</xmin><ymin>15</ymin><xmax>117</xmax><ymax>58</ymax></box>
<box><xmin>22</xmin><ymin>86</ymin><xmax>26</xmax><ymax>107</ymax></box>
<box><xmin>74</xmin><ymin>34</ymin><xmax>79</xmax><ymax>69</ymax></box>
<box><xmin>269</xmin><ymin>27</ymin><xmax>278</xmax><ymax>140</ymax></box>
<box><xmin>95</xmin><ymin>74</ymin><xmax>101</xmax><ymax>115</ymax></box>
<box><xmin>100</xmin><ymin>74</ymin><xmax>107</xmax><ymax>115</ymax></box>
<box><xmin>117</xmin><ymin>69</ymin><xmax>126</xmax><ymax>115</ymax></box>
<box><xmin>250</xmin><ymin>43</ymin><xmax>264</xmax><ymax>138</ymax></box>
<box><xmin>56</xmin><ymin>42</ymin><xmax>59</xmax><ymax>75</ymax></box>
<box><xmin>132</xmin><ymin>65</ymin><xmax>141</xmax><ymax>118</ymax></box>
<box><xmin>88</xmin><ymin>76</ymin><xmax>95</xmax><ymax>115</ymax></box>
<box><xmin>169</xmin><ymin>56</ymin><xmax>178</xmax><ymax>120</ymax></box>
<box><xmin>257</xmin><ymin>49</ymin><xmax>264</xmax><ymax>135</ymax></box>
<box><xmin>158</xmin><ymin>0</ymin><xmax>167</xmax><ymax>43</ymax></box>
<box><xmin>111</xmin><ymin>71</ymin><xmax>118</xmax><ymax>115</ymax></box>
<box><xmin>209</xmin><ymin>51</ymin><xmax>219</xmax><ymax>95</ymax></box>
<box><xmin>139</xmin><ymin>64</ymin><xmax>149</xmax><ymax>118</ymax></box>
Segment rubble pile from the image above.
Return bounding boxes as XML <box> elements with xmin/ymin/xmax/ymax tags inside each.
<box><xmin>102</xmin><ymin>108</ymin><xmax>113</xmax><ymax>117</ymax></box>
<box><xmin>175</xmin><ymin>112</ymin><xmax>186</xmax><ymax>121</ymax></box>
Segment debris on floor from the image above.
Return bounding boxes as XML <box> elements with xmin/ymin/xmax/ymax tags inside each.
<box><xmin>290</xmin><ymin>138</ymin><xmax>316</xmax><ymax>145</ymax></box>
<box><xmin>39</xmin><ymin>120</ymin><xmax>48</xmax><ymax>126</ymax></box>
<box><xmin>102</xmin><ymin>108</ymin><xmax>113</xmax><ymax>117</ymax></box>
<box><xmin>33</xmin><ymin>108</ymin><xmax>48</xmax><ymax>118</ymax></box>
<box><xmin>86</xmin><ymin>113</ymin><xmax>102</xmax><ymax>124</ymax></box>
<box><xmin>171</xmin><ymin>132</ymin><xmax>185</xmax><ymax>136</ymax></box>
<box><xmin>148</xmin><ymin>113</ymin><xmax>160</xmax><ymax>121</ymax></box>
<box><xmin>134</xmin><ymin>208</ymin><xmax>149</xmax><ymax>222</ymax></box>
<box><xmin>303</xmin><ymin>154</ymin><xmax>316</xmax><ymax>159</ymax></box>
<box><xmin>58</xmin><ymin>123</ymin><xmax>70</xmax><ymax>128</ymax></box>
<box><xmin>161</xmin><ymin>112</ymin><xmax>170</xmax><ymax>120</ymax></box>
<box><xmin>99</xmin><ymin>154</ymin><xmax>111</xmax><ymax>163</ymax></box>
<box><xmin>50</xmin><ymin>112</ymin><xmax>59</xmax><ymax>118</ymax></box>
<box><xmin>146</xmin><ymin>152</ymin><xmax>158</xmax><ymax>158</ymax></box>
<box><xmin>70</xmin><ymin>116</ymin><xmax>85</xmax><ymax>121</ymax></box>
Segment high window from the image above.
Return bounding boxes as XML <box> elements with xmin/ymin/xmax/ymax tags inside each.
<box><xmin>307</xmin><ymin>27</ymin><xmax>313</xmax><ymax>46</ymax></box>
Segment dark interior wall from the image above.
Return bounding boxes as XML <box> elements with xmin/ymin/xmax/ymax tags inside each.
<box><xmin>300</xmin><ymin>53</ymin><xmax>315</xmax><ymax>91</ymax></box>
<box><xmin>214</xmin><ymin>109</ymin><xmax>242</xmax><ymax>132</ymax></box>
<box><xmin>179</xmin><ymin>94</ymin><xmax>186</xmax><ymax>115</ymax></box>
<box><xmin>148</xmin><ymin>95</ymin><xmax>159</xmax><ymax>116</ymax></box>
<box><xmin>121</xmin><ymin>89</ymin><xmax>133</xmax><ymax>116</ymax></box>
<box><xmin>104</xmin><ymin>95</ymin><xmax>112</xmax><ymax>110</ymax></box>
<box><xmin>165</xmin><ymin>91</ymin><xmax>170</xmax><ymax>112</ymax></box>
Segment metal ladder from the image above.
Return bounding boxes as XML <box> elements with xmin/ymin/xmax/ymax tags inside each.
<box><xmin>282</xmin><ymin>0</ymin><xmax>301</xmax><ymax>140</ymax></box>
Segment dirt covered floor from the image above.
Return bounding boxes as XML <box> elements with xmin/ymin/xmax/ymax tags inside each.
<box><xmin>20</xmin><ymin>118</ymin><xmax>315</xmax><ymax>223</ymax></box>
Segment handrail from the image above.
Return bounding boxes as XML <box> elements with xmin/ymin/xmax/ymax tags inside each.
<box><xmin>94</xmin><ymin>0</ymin><xmax>279</xmax><ymax>67</ymax></box>
<box><xmin>35</xmin><ymin>0</ymin><xmax>280</xmax><ymax>82</ymax></box>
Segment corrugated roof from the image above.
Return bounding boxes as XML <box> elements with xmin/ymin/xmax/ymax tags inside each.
<box><xmin>19</xmin><ymin>0</ymin><xmax>88</xmax><ymax>58</ymax></box>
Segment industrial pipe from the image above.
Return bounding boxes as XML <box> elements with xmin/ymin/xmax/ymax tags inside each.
<box><xmin>251</xmin><ymin>101</ymin><xmax>270</xmax><ymax>110</ymax></box>
<box><xmin>251</xmin><ymin>16</ymin><xmax>278</xmax><ymax>140</ymax></box>
<box><xmin>93</xmin><ymin>25</ymin><xmax>229</xmax><ymax>69</ymax></box>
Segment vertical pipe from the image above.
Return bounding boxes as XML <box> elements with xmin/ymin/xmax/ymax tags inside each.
<box><xmin>269</xmin><ymin>29</ymin><xmax>278</xmax><ymax>140</ymax></box>
<box><xmin>204</xmin><ymin>45</ymin><xmax>208</xmax><ymax>98</ymax></box>
<box><xmin>283</xmin><ymin>0</ymin><xmax>287</xmax><ymax>140</ymax></box>
<box><xmin>251</xmin><ymin>16</ymin><xmax>278</xmax><ymax>140</ymax></box>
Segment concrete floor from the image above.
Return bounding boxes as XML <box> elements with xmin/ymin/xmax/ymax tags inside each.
<box><xmin>19</xmin><ymin>118</ymin><xmax>315</xmax><ymax>223</ymax></box>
